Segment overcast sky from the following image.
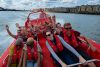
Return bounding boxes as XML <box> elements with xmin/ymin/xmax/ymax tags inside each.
<box><xmin>0</xmin><ymin>0</ymin><xmax>100</xmax><ymax>9</ymax></box>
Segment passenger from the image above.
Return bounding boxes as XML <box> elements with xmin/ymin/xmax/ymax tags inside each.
<box><xmin>6</xmin><ymin>25</ymin><xmax>28</xmax><ymax>42</ymax></box>
<box><xmin>45</xmin><ymin>30</ymin><xmax>88</xmax><ymax>67</ymax></box>
<box><xmin>63</xmin><ymin>23</ymin><xmax>96</xmax><ymax>67</ymax></box>
<box><xmin>63</xmin><ymin>23</ymin><xmax>88</xmax><ymax>52</ymax></box>
<box><xmin>56</xmin><ymin>23</ymin><xmax>61</xmax><ymax>28</ymax></box>
<box><xmin>26</xmin><ymin>25</ymin><xmax>36</xmax><ymax>38</ymax></box>
<box><xmin>78</xmin><ymin>37</ymin><xmax>100</xmax><ymax>66</ymax></box>
<box><xmin>22</xmin><ymin>37</ymin><xmax>42</xmax><ymax>67</ymax></box>
<box><xmin>37</xmin><ymin>33</ymin><xmax>58</xmax><ymax>67</ymax></box>
<box><xmin>7</xmin><ymin>38</ymin><xmax>24</xmax><ymax>67</ymax></box>
<box><xmin>33</xmin><ymin>26</ymin><xmax>42</xmax><ymax>40</ymax></box>
<box><xmin>55</xmin><ymin>23</ymin><xmax>63</xmax><ymax>37</ymax></box>
<box><xmin>26</xmin><ymin>28</ymin><xmax>33</xmax><ymax>38</ymax></box>
<box><xmin>52</xmin><ymin>15</ymin><xmax>56</xmax><ymax>24</ymax></box>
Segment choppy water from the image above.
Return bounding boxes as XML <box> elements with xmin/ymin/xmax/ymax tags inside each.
<box><xmin>0</xmin><ymin>11</ymin><xmax>100</xmax><ymax>56</ymax></box>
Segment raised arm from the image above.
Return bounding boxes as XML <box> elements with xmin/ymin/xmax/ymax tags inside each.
<box><xmin>5</xmin><ymin>25</ymin><xmax>16</xmax><ymax>39</ymax></box>
<box><xmin>57</xmin><ymin>35</ymin><xmax>86</xmax><ymax>63</ymax></box>
<box><xmin>46</xmin><ymin>41</ymin><xmax>67</xmax><ymax>67</ymax></box>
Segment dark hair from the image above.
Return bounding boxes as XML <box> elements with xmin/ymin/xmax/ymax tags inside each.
<box><xmin>57</xmin><ymin>23</ymin><xmax>60</xmax><ymax>25</ymax></box>
<box><xmin>44</xmin><ymin>22</ymin><xmax>49</xmax><ymax>25</ymax></box>
<box><xmin>56</xmin><ymin>23</ymin><xmax>61</xmax><ymax>27</ymax></box>
<box><xmin>17</xmin><ymin>29</ymin><xmax>21</xmax><ymax>32</ymax></box>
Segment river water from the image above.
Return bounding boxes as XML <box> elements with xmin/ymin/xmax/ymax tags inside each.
<box><xmin>0</xmin><ymin>11</ymin><xmax>100</xmax><ymax>56</ymax></box>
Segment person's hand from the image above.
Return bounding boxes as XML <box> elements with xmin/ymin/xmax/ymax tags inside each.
<box><xmin>23</xmin><ymin>44</ymin><xmax>27</xmax><ymax>51</ymax></box>
<box><xmin>61</xmin><ymin>62</ymin><xmax>68</xmax><ymax>67</ymax></box>
<box><xmin>79</xmin><ymin>56</ymin><xmax>87</xmax><ymax>65</ymax></box>
<box><xmin>85</xmin><ymin>38</ymin><xmax>97</xmax><ymax>52</ymax></box>
<box><xmin>6</xmin><ymin>25</ymin><xmax>9</xmax><ymax>30</ymax></box>
<box><xmin>78</xmin><ymin>37</ymin><xmax>87</xmax><ymax>44</ymax></box>
<box><xmin>79</xmin><ymin>56</ymin><xmax>86</xmax><ymax>63</ymax></box>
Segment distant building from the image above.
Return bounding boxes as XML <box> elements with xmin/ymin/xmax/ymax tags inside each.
<box><xmin>55</xmin><ymin>7</ymin><xmax>67</xmax><ymax>12</ymax></box>
<box><xmin>80</xmin><ymin>5</ymin><xmax>86</xmax><ymax>13</ymax></box>
<box><xmin>45</xmin><ymin>5</ymin><xmax>100</xmax><ymax>14</ymax></box>
<box><xmin>92</xmin><ymin>5</ymin><xmax>100</xmax><ymax>13</ymax></box>
<box><xmin>66</xmin><ymin>8</ymin><xmax>70</xmax><ymax>13</ymax></box>
<box><xmin>86</xmin><ymin>5</ymin><xmax>93</xmax><ymax>13</ymax></box>
<box><xmin>75</xmin><ymin>6</ymin><xmax>80</xmax><ymax>13</ymax></box>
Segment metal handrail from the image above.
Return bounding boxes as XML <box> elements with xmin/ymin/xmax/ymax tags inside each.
<box><xmin>27</xmin><ymin>9</ymin><xmax>46</xmax><ymax>19</ymax></box>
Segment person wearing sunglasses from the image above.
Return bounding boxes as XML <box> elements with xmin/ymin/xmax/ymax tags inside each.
<box><xmin>45</xmin><ymin>30</ymin><xmax>90</xmax><ymax>67</ymax></box>
<box><xmin>45</xmin><ymin>31</ymin><xmax>67</xmax><ymax>67</ymax></box>
<box><xmin>63</xmin><ymin>23</ymin><xmax>96</xmax><ymax>67</ymax></box>
<box><xmin>37</xmin><ymin>32</ymin><xmax>57</xmax><ymax>67</ymax></box>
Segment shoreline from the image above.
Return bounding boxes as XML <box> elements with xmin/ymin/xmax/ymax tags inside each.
<box><xmin>45</xmin><ymin>5</ymin><xmax>100</xmax><ymax>15</ymax></box>
<box><xmin>0</xmin><ymin>10</ymin><xmax>100</xmax><ymax>15</ymax></box>
<box><xmin>46</xmin><ymin>10</ymin><xmax>100</xmax><ymax>15</ymax></box>
<box><xmin>47</xmin><ymin>11</ymin><xmax>100</xmax><ymax>15</ymax></box>
<box><xmin>0</xmin><ymin>10</ymin><xmax>29</xmax><ymax>11</ymax></box>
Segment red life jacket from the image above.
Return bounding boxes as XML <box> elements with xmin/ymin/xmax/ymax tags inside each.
<box><xmin>63</xmin><ymin>29</ymin><xmax>78</xmax><ymax>48</ymax></box>
<box><xmin>12</xmin><ymin>45</ymin><xmax>23</xmax><ymax>63</ymax></box>
<box><xmin>47</xmin><ymin>38</ymin><xmax>58</xmax><ymax>52</ymax></box>
<box><xmin>38</xmin><ymin>33</ymin><xmax>51</xmax><ymax>57</ymax></box>
<box><xmin>78</xmin><ymin>42</ymin><xmax>88</xmax><ymax>51</ymax></box>
<box><xmin>54</xmin><ymin>35</ymin><xmax>64</xmax><ymax>52</ymax></box>
<box><xmin>47</xmin><ymin>35</ymin><xmax>63</xmax><ymax>52</ymax></box>
<box><xmin>27</xmin><ymin>41</ymin><xmax>38</xmax><ymax>61</ymax></box>
<box><xmin>37</xmin><ymin>33</ymin><xmax>56</xmax><ymax>67</ymax></box>
<box><xmin>27</xmin><ymin>32</ymin><xmax>34</xmax><ymax>38</ymax></box>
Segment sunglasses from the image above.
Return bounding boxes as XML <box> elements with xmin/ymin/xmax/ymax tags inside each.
<box><xmin>65</xmin><ymin>27</ymin><xmax>72</xmax><ymax>30</ymax></box>
<box><xmin>46</xmin><ymin>34</ymin><xmax>51</xmax><ymax>36</ymax></box>
<box><xmin>17</xmin><ymin>30</ymin><xmax>21</xmax><ymax>32</ymax></box>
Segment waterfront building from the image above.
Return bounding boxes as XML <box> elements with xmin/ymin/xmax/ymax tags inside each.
<box><xmin>86</xmin><ymin>5</ymin><xmax>93</xmax><ymax>13</ymax></box>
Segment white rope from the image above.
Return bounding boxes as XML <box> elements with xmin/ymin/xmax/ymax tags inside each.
<box><xmin>68</xmin><ymin>59</ymin><xmax>100</xmax><ymax>67</ymax></box>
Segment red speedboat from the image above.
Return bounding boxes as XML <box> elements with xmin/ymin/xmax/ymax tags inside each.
<box><xmin>0</xmin><ymin>9</ymin><xmax>100</xmax><ymax>67</ymax></box>
<box><xmin>0</xmin><ymin>9</ymin><xmax>55</xmax><ymax>67</ymax></box>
